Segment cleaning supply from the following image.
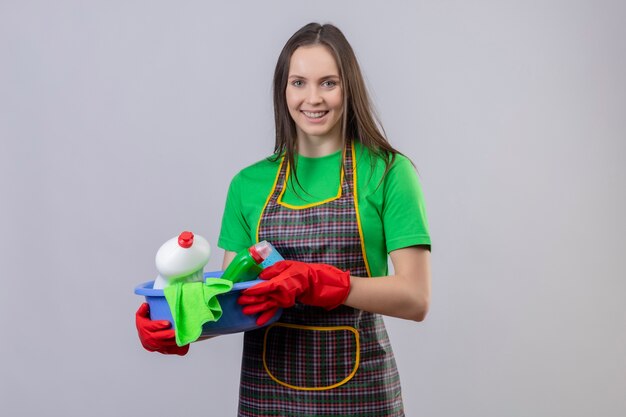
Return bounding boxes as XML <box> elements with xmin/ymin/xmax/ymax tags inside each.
<box><xmin>238</xmin><ymin>260</ymin><xmax>351</xmax><ymax>325</ymax></box>
<box><xmin>134</xmin><ymin>277</ymin><xmax>284</xmax><ymax>337</ymax></box>
<box><xmin>258</xmin><ymin>241</ymin><xmax>284</xmax><ymax>268</ymax></box>
<box><xmin>163</xmin><ymin>278</ymin><xmax>233</xmax><ymax>346</ymax></box>
<box><xmin>222</xmin><ymin>241</ymin><xmax>284</xmax><ymax>283</ymax></box>
<box><xmin>152</xmin><ymin>231</ymin><xmax>211</xmax><ymax>289</ymax></box>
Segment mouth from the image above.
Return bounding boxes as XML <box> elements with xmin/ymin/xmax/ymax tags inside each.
<box><xmin>301</xmin><ymin>110</ymin><xmax>329</xmax><ymax>120</ymax></box>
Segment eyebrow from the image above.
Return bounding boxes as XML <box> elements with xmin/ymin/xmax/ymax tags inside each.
<box><xmin>288</xmin><ymin>74</ymin><xmax>340</xmax><ymax>80</ymax></box>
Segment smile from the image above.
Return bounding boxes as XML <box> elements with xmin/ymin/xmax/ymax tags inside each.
<box><xmin>301</xmin><ymin>110</ymin><xmax>329</xmax><ymax>119</ymax></box>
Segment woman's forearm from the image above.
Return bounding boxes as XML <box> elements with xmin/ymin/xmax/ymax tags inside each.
<box><xmin>343</xmin><ymin>247</ymin><xmax>431</xmax><ymax>322</ymax></box>
<box><xmin>344</xmin><ymin>274</ymin><xmax>430</xmax><ymax>321</ymax></box>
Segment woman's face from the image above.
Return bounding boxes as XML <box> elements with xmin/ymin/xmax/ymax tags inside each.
<box><xmin>286</xmin><ymin>45</ymin><xmax>343</xmax><ymax>145</ymax></box>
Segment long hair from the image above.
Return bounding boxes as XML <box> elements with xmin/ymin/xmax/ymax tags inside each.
<box><xmin>272</xmin><ymin>23</ymin><xmax>401</xmax><ymax>187</ymax></box>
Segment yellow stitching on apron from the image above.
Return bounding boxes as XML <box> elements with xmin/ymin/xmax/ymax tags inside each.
<box><xmin>255</xmin><ymin>156</ymin><xmax>285</xmax><ymax>243</ymax></box>
<box><xmin>262</xmin><ymin>322</ymin><xmax>361</xmax><ymax>391</ymax></box>
<box><xmin>276</xmin><ymin>149</ymin><xmax>345</xmax><ymax>210</ymax></box>
<box><xmin>351</xmin><ymin>141</ymin><xmax>372</xmax><ymax>277</ymax></box>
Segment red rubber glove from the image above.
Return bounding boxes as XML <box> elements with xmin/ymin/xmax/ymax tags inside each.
<box><xmin>135</xmin><ymin>303</ymin><xmax>189</xmax><ymax>356</ymax></box>
<box><xmin>238</xmin><ymin>260</ymin><xmax>351</xmax><ymax>326</ymax></box>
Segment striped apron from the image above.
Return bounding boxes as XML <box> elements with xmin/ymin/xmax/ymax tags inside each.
<box><xmin>238</xmin><ymin>142</ymin><xmax>404</xmax><ymax>417</ymax></box>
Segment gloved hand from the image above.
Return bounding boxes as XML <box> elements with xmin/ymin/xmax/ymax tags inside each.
<box><xmin>237</xmin><ymin>260</ymin><xmax>351</xmax><ymax>326</ymax></box>
<box><xmin>135</xmin><ymin>303</ymin><xmax>189</xmax><ymax>356</ymax></box>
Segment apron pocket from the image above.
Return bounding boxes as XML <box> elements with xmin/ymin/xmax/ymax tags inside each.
<box><xmin>263</xmin><ymin>322</ymin><xmax>360</xmax><ymax>391</ymax></box>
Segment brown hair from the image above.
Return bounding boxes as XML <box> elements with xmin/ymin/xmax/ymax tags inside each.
<box><xmin>271</xmin><ymin>22</ymin><xmax>402</xmax><ymax>188</ymax></box>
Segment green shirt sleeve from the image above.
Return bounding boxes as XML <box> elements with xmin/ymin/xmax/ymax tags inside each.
<box><xmin>382</xmin><ymin>155</ymin><xmax>431</xmax><ymax>252</ymax></box>
<box><xmin>217</xmin><ymin>157</ymin><xmax>282</xmax><ymax>252</ymax></box>
<box><xmin>217</xmin><ymin>173</ymin><xmax>252</xmax><ymax>252</ymax></box>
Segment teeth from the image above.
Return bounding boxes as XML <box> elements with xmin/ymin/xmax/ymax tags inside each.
<box><xmin>303</xmin><ymin>111</ymin><xmax>327</xmax><ymax>118</ymax></box>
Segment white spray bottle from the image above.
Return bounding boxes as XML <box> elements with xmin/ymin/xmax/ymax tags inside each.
<box><xmin>152</xmin><ymin>231</ymin><xmax>211</xmax><ymax>290</ymax></box>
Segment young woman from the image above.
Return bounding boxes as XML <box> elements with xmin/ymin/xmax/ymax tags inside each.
<box><xmin>136</xmin><ymin>23</ymin><xmax>431</xmax><ymax>416</ymax></box>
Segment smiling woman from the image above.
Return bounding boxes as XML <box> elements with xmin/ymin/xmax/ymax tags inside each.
<box><xmin>135</xmin><ymin>22</ymin><xmax>432</xmax><ymax>417</ymax></box>
<box><xmin>285</xmin><ymin>45</ymin><xmax>344</xmax><ymax>156</ymax></box>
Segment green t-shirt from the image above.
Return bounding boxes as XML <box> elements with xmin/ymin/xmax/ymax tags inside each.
<box><xmin>218</xmin><ymin>142</ymin><xmax>431</xmax><ymax>277</ymax></box>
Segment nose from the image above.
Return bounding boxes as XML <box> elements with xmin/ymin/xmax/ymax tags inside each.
<box><xmin>305</xmin><ymin>86</ymin><xmax>323</xmax><ymax>105</ymax></box>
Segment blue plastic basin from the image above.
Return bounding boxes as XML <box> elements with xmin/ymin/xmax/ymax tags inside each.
<box><xmin>134</xmin><ymin>271</ymin><xmax>281</xmax><ymax>336</ymax></box>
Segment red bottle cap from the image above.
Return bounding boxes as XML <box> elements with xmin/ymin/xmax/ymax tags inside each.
<box><xmin>248</xmin><ymin>245</ymin><xmax>264</xmax><ymax>263</ymax></box>
<box><xmin>178</xmin><ymin>231</ymin><xmax>194</xmax><ymax>248</ymax></box>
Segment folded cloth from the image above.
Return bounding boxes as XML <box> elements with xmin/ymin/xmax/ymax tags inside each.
<box><xmin>163</xmin><ymin>278</ymin><xmax>233</xmax><ymax>346</ymax></box>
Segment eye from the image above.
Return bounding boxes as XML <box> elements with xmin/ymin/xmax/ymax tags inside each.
<box><xmin>322</xmin><ymin>80</ymin><xmax>337</xmax><ymax>88</ymax></box>
<box><xmin>290</xmin><ymin>80</ymin><xmax>304</xmax><ymax>87</ymax></box>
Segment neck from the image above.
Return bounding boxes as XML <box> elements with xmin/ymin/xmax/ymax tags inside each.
<box><xmin>296</xmin><ymin>126</ymin><xmax>343</xmax><ymax>157</ymax></box>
